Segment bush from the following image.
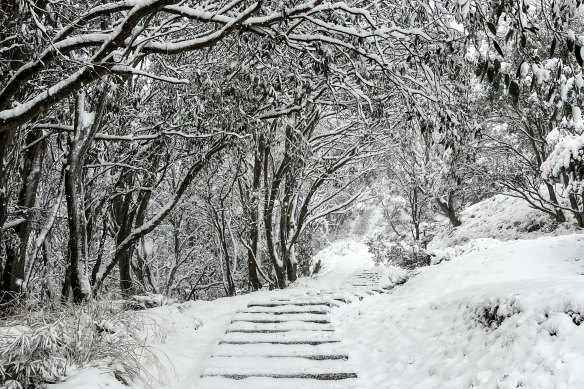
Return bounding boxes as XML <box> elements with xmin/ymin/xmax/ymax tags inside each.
<box><xmin>0</xmin><ymin>300</ymin><xmax>163</xmax><ymax>388</ymax></box>
<box><xmin>366</xmin><ymin>232</ymin><xmax>430</xmax><ymax>270</ymax></box>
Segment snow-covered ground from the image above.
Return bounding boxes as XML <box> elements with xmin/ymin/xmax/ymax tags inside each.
<box><xmin>334</xmin><ymin>234</ymin><xmax>584</xmax><ymax>388</ymax></box>
<box><xmin>49</xmin><ymin>199</ymin><xmax>584</xmax><ymax>389</ymax></box>
<box><xmin>429</xmin><ymin>194</ymin><xmax>579</xmax><ymax>249</ymax></box>
<box><xmin>49</xmin><ymin>240</ymin><xmax>381</xmax><ymax>389</ymax></box>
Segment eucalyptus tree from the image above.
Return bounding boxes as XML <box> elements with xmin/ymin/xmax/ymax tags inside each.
<box><xmin>471</xmin><ymin>1</ymin><xmax>584</xmax><ymax>226</ymax></box>
<box><xmin>2</xmin><ymin>0</ymin><xmax>583</xmax><ymax>305</ymax></box>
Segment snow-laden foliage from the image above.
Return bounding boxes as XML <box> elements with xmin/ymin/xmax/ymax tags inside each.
<box><xmin>0</xmin><ymin>301</ymin><xmax>164</xmax><ymax>388</ymax></box>
<box><xmin>542</xmin><ymin>124</ymin><xmax>584</xmax><ymax>194</ymax></box>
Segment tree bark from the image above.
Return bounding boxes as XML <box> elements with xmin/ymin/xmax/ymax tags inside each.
<box><xmin>435</xmin><ymin>190</ymin><xmax>462</xmax><ymax>227</ymax></box>
<box><xmin>247</xmin><ymin>136</ymin><xmax>263</xmax><ymax>290</ymax></box>
<box><xmin>111</xmin><ymin>179</ymin><xmax>137</xmax><ymax>297</ymax></box>
<box><xmin>1</xmin><ymin>129</ymin><xmax>45</xmax><ymax>305</ymax></box>
<box><xmin>544</xmin><ymin>182</ymin><xmax>566</xmax><ymax>223</ymax></box>
<box><xmin>64</xmin><ymin>91</ymin><xmax>103</xmax><ymax>303</ymax></box>
<box><xmin>262</xmin><ymin>138</ymin><xmax>287</xmax><ymax>289</ymax></box>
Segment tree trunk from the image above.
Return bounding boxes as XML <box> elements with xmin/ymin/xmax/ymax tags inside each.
<box><xmin>562</xmin><ymin>173</ymin><xmax>584</xmax><ymax>228</ymax></box>
<box><xmin>1</xmin><ymin>129</ymin><xmax>45</xmax><ymax>306</ymax></box>
<box><xmin>568</xmin><ymin>193</ymin><xmax>584</xmax><ymax>228</ymax></box>
<box><xmin>247</xmin><ymin>138</ymin><xmax>263</xmax><ymax>290</ymax></box>
<box><xmin>111</xmin><ymin>177</ymin><xmax>137</xmax><ymax>297</ymax></box>
<box><xmin>263</xmin><ymin>139</ymin><xmax>287</xmax><ymax>289</ymax></box>
<box><xmin>64</xmin><ymin>91</ymin><xmax>102</xmax><ymax>303</ymax></box>
<box><xmin>435</xmin><ymin>190</ymin><xmax>461</xmax><ymax>227</ymax></box>
<box><xmin>544</xmin><ymin>182</ymin><xmax>566</xmax><ymax>223</ymax></box>
<box><xmin>0</xmin><ymin>127</ymin><xmax>17</xmax><ymax>308</ymax></box>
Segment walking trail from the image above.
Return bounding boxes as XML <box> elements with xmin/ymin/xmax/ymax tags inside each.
<box><xmin>198</xmin><ymin>241</ymin><xmax>398</xmax><ymax>389</ymax></box>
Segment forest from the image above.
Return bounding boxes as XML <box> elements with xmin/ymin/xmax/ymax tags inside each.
<box><xmin>0</xmin><ymin>0</ymin><xmax>583</xmax><ymax>388</ymax></box>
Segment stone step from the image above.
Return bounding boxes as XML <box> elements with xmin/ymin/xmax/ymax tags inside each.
<box><xmin>198</xmin><ymin>376</ymin><xmax>360</xmax><ymax>388</ymax></box>
<box><xmin>227</xmin><ymin>321</ymin><xmax>334</xmax><ymax>333</ymax></box>
<box><xmin>201</xmin><ymin>356</ymin><xmax>357</xmax><ymax>380</ymax></box>
<box><xmin>239</xmin><ymin>308</ymin><xmax>329</xmax><ymax>315</ymax></box>
<box><xmin>248</xmin><ymin>300</ymin><xmax>333</xmax><ymax>308</ymax></box>
<box><xmin>213</xmin><ymin>343</ymin><xmax>348</xmax><ymax>360</ymax></box>
<box><xmin>244</xmin><ymin>305</ymin><xmax>330</xmax><ymax>314</ymax></box>
<box><xmin>232</xmin><ymin>313</ymin><xmax>330</xmax><ymax>324</ymax></box>
<box><xmin>219</xmin><ymin>330</ymin><xmax>340</xmax><ymax>345</ymax></box>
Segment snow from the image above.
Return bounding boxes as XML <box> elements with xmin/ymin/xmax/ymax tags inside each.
<box><xmin>333</xmin><ymin>234</ymin><xmax>584</xmax><ymax>388</ymax></box>
<box><xmin>49</xmin><ymin>207</ymin><xmax>584</xmax><ymax>389</ymax></box>
<box><xmin>429</xmin><ymin>194</ymin><xmax>579</xmax><ymax>249</ymax></box>
<box><xmin>45</xmin><ymin>368</ymin><xmax>127</xmax><ymax>389</ymax></box>
<box><xmin>541</xmin><ymin>133</ymin><xmax>584</xmax><ymax>190</ymax></box>
<box><xmin>48</xmin><ymin>239</ymin><xmax>377</xmax><ymax>389</ymax></box>
<box><xmin>219</xmin><ymin>331</ymin><xmax>341</xmax><ymax>344</ymax></box>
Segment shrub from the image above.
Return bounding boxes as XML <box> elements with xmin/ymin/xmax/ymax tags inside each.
<box><xmin>366</xmin><ymin>232</ymin><xmax>431</xmax><ymax>269</ymax></box>
<box><xmin>468</xmin><ymin>298</ymin><xmax>521</xmax><ymax>331</ymax></box>
<box><xmin>0</xmin><ymin>300</ymin><xmax>163</xmax><ymax>388</ymax></box>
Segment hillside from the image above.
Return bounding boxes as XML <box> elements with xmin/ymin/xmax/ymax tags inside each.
<box><xmin>429</xmin><ymin>194</ymin><xmax>580</xmax><ymax>250</ymax></box>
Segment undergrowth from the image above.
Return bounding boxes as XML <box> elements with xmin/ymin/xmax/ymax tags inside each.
<box><xmin>0</xmin><ymin>299</ymin><xmax>165</xmax><ymax>389</ymax></box>
<box><xmin>469</xmin><ymin>298</ymin><xmax>522</xmax><ymax>331</ymax></box>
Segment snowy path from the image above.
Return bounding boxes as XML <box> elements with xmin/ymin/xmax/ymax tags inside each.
<box><xmin>48</xmin><ymin>240</ymin><xmax>404</xmax><ymax>389</ymax></box>
<box><xmin>198</xmin><ymin>267</ymin><xmax>393</xmax><ymax>389</ymax></box>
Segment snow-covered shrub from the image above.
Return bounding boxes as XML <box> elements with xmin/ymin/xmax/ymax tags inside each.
<box><xmin>0</xmin><ymin>301</ymin><xmax>163</xmax><ymax>388</ymax></box>
<box><xmin>468</xmin><ymin>297</ymin><xmax>522</xmax><ymax>331</ymax></box>
<box><xmin>126</xmin><ymin>293</ymin><xmax>174</xmax><ymax>310</ymax></box>
<box><xmin>429</xmin><ymin>238</ymin><xmax>502</xmax><ymax>264</ymax></box>
<box><xmin>366</xmin><ymin>232</ymin><xmax>430</xmax><ymax>270</ymax></box>
<box><xmin>541</xmin><ymin>129</ymin><xmax>584</xmax><ymax>194</ymax></box>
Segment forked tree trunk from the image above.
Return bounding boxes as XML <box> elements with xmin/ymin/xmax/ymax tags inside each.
<box><xmin>64</xmin><ymin>91</ymin><xmax>104</xmax><ymax>303</ymax></box>
<box><xmin>435</xmin><ymin>190</ymin><xmax>462</xmax><ymax>227</ymax></box>
<box><xmin>263</xmin><ymin>138</ymin><xmax>287</xmax><ymax>289</ymax></box>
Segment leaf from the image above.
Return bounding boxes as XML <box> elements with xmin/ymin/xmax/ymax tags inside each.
<box><xmin>520</xmin><ymin>34</ymin><xmax>526</xmax><ymax>49</ymax></box>
<box><xmin>493</xmin><ymin>73</ymin><xmax>502</xmax><ymax>92</ymax></box>
<box><xmin>493</xmin><ymin>59</ymin><xmax>501</xmax><ymax>71</ymax></box>
<box><xmin>550</xmin><ymin>38</ymin><xmax>556</xmax><ymax>58</ymax></box>
<box><xmin>516</xmin><ymin>60</ymin><xmax>524</xmax><ymax>78</ymax></box>
<box><xmin>496</xmin><ymin>3</ymin><xmax>504</xmax><ymax>19</ymax></box>
<box><xmin>565</xmin><ymin>105</ymin><xmax>573</xmax><ymax>119</ymax></box>
<box><xmin>530</xmin><ymin>74</ymin><xmax>537</xmax><ymax>91</ymax></box>
<box><xmin>547</xmin><ymin>85</ymin><xmax>555</xmax><ymax>102</ymax></box>
<box><xmin>509</xmin><ymin>80</ymin><xmax>520</xmax><ymax>106</ymax></box>
<box><xmin>567</xmin><ymin>37</ymin><xmax>574</xmax><ymax>52</ymax></box>
<box><xmin>576</xmin><ymin>45</ymin><xmax>583</xmax><ymax>67</ymax></box>
<box><xmin>493</xmin><ymin>41</ymin><xmax>504</xmax><ymax>57</ymax></box>
<box><xmin>550</xmin><ymin>107</ymin><xmax>558</xmax><ymax>122</ymax></box>
<box><xmin>488</xmin><ymin>22</ymin><xmax>497</xmax><ymax>35</ymax></box>
<box><xmin>505</xmin><ymin>29</ymin><xmax>514</xmax><ymax>42</ymax></box>
<box><xmin>475</xmin><ymin>62</ymin><xmax>486</xmax><ymax>77</ymax></box>
<box><xmin>487</xmin><ymin>67</ymin><xmax>495</xmax><ymax>83</ymax></box>
<box><xmin>504</xmin><ymin>73</ymin><xmax>510</xmax><ymax>88</ymax></box>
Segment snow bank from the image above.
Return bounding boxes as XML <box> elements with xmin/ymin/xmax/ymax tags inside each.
<box><xmin>333</xmin><ymin>234</ymin><xmax>584</xmax><ymax>388</ymax></box>
<box><xmin>429</xmin><ymin>237</ymin><xmax>502</xmax><ymax>264</ymax></box>
<box><xmin>429</xmin><ymin>194</ymin><xmax>578</xmax><ymax>249</ymax></box>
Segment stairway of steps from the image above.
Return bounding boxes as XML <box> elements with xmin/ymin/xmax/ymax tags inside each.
<box><xmin>198</xmin><ymin>268</ymin><xmax>393</xmax><ymax>388</ymax></box>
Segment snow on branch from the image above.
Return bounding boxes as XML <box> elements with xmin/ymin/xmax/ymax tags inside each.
<box><xmin>111</xmin><ymin>65</ymin><xmax>189</xmax><ymax>84</ymax></box>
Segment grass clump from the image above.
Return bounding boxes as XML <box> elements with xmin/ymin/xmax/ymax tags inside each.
<box><xmin>0</xmin><ymin>299</ymin><xmax>164</xmax><ymax>388</ymax></box>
